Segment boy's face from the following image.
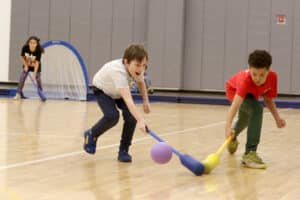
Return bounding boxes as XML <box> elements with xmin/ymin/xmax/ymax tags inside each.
<box><xmin>124</xmin><ymin>57</ymin><xmax>147</xmax><ymax>78</ymax></box>
<box><xmin>249</xmin><ymin>66</ymin><xmax>269</xmax><ymax>86</ymax></box>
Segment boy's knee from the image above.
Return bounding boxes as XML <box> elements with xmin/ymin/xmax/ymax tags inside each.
<box><xmin>105</xmin><ymin>112</ymin><xmax>120</xmax><ymax>126</ymax></box>
<box><xmin>124</xmin><ymin>113</ymin><xmax>136</xmax><ymax>124</ymax></box>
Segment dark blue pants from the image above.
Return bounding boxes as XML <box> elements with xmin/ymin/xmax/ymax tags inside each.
<box><xmin>91</xmin><ymin>88</ymin><xmax>137</xmax><ymax>152</ymax></box>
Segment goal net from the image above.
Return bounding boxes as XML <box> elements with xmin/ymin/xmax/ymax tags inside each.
<box><xmin>23</xmin><ymin>40</ymin><xmax>89</xmax><ymax>101</ymax></box>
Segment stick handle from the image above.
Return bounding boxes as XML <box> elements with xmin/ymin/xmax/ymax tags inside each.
<box><xmin>28</xmin><ymin>73</ymin><xmax>39</xmax><ymax>88</ymax></box>
<box><xmin>216</xmin><ymin>136</ymin><xmax>232</xmax><ymax>155</ymax></box>
<box><xmin>147</xmin><ymin>129</ymin><xmax>164</xmax><ymax>142</ymax></box>
<box><xmin>28</xmin><ymin>73</ymin><xmax>46</xmax><ymax>101</ymax></box>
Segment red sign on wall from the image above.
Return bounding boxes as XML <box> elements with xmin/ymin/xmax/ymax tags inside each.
<box><xmin>276</xmin><ymin>15</ymin><xmax>286</xmax><ymax>25</ymax></box>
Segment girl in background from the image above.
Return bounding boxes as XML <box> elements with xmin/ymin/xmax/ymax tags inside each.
<box><xmin>14</xmin><ymin>36</ymin><xmax>44</xmax><ymax>100</ymax></box>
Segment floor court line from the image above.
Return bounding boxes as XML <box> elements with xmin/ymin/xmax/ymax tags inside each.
<box><xmin>0</xmin><ymin>121</ymin><xmax>228</xmax><ymax>171</ymax></box>
<box><xmin>0</xmin><ymin>108</ymin><xmax>290</xmax><ymax>171</ymax></box>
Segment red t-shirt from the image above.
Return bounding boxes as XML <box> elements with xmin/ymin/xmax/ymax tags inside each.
<box><xmin>226</xmin><ymin>69</ymin><xmax>277</xmax><ymax>102</ymax></box>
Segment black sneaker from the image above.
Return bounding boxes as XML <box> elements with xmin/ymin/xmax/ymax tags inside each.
<box><xmin>83</xmin><ymin>130</ymin><xmax>97</xmax><ymax>154</ymax></box>
<box><xmin>118</xmin><ymin>151</ymin><xmax>132</xmax><ymax>162</ymax></box>
<box><xmin>20</xmin><ymin>92</ymin><xmax>27</xmax><ymax>99</ymax></box>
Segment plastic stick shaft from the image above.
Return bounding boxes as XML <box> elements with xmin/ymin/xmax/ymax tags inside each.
<box><xmin>216</xmin><ymin>136</ymin><xmax>232</xmax><ymax>155</ymax></box>
<box><xmin>28</xmin><ymin>73</ymin><xmax>46</xmax><ymax>101</ymax></box>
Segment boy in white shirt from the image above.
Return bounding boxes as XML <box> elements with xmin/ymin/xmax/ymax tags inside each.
<box><xmin>84</xmin><ymin>44</ymin><xmax>151</xmax><ymax>162</ymax></box>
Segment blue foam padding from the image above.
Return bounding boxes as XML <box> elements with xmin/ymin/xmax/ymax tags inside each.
<box><xmin>2</xmin><ymin>88</ymin><xmax>300</xmax><ymax>108</ymax></box>
<box><xmin>132</xmin><ymin>94</ymin><xmax>300</xmax><ymax>108</ymax></box>
<box><xmin>275</xmin><ymin>100</ymin><xmax>300</xmax><ymax>108</ymax></box>
<box><xmin>0</xmin><ymin>88</ymin><xmax>16</xmax><ymax>97</ymax></box>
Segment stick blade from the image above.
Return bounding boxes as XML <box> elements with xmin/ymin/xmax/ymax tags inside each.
<box><xmin>37</xmin><ymin>90</ymin><xmax>47</xmax><ymax>101</ymax></box>
<box><xmin>28</xmin><ymin>73</ymin><xmax>47</xmax><ymax>101</ymax></box>
<box><xmin>180</xmin><ymin>154</ymin><xmax>204</xmax><ymax>176</ymax></box>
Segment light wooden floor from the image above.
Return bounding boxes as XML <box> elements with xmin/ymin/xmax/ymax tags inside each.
<box><xmin>0</xmin><ymin>98</ymin><xmax>299</xmax><ymax>200</ymax></box>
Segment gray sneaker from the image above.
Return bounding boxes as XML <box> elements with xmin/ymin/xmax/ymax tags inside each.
<box><xmin>242</xmin><ymin>151</ymin><xmax>267</xmax><ymax>169</ymax></box>
<box><xmin>14</xmin><ymin>93</ymin><xmax>21</xmax><ymax>100</ymax></box>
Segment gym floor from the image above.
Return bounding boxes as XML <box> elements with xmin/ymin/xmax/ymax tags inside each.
<box><xmin>0</xmin><ymin>98</ymin><xmax>299</xmax><ymax>199</ymax></box>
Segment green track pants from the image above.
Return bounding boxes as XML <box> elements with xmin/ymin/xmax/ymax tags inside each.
<box><xmin>233</xmin><ymin>94</ymin><xmax>263</xmax><ymax>153</ymax></box>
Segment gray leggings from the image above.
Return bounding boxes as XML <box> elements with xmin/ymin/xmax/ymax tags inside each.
<box><xmin>17</xmin><ymin>71</ymin><xmax>43</xmax><ymax>94</ymax></box>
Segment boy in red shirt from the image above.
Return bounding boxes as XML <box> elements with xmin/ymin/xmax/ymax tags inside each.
<box><xmin>225</xmin><ymin>50</ymin><xmax>286</xmax><ymax>169</ymax></box>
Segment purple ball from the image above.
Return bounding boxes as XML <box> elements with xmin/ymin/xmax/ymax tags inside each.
<box><xmin>150</xmin><ymin>142</ymin><xmax>173</xmax><ymax>164</ymax></box>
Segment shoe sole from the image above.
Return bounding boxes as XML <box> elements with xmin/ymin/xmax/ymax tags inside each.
<box><xmin>241</xmin><ymin>161</ymin><xmax>267</xmax><ymax>169</ymax></box>
<box><xmin>228</xmin><ymin>149</ymin><xmax>237</xmax><ymax>154</ymax></box>
<box><xmin>118</xmin><ymin>159</ymin><xmax>132</xmax><ymax>163</ymax></box>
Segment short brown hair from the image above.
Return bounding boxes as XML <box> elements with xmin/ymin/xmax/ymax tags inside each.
<box><xmin>123</xmin><ymin>44</ymin><xmax>148</xmax><ymax>64</ymax></box>
<box><xmin>248</xmin><ymin>50</ymin><xmax>272</xmax><ymax>70</ymax></box>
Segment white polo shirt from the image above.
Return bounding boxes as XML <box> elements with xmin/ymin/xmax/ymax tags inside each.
<box><xmin>93</xmin><ymin>59</ymin><xmax>144</xmax><ymax>99</ymax></box>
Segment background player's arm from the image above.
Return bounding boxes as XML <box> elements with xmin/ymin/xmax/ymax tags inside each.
<box><xmin>119</xmin><ymin>88</ymin><xmax>146</xmax><ymax>132</ymax></box>
<box><xmin>225</xmin><ymin>94</ymin><xmax>243</xmax><ymax>137</ymax></box>
<box><xmin>20</xmin><ymin>56</ymin><xmax>28</xmax><ymax>72</ymax></box>
<box><xmin>136</xmin><ymin>80</ymin><xmax>151</xmax><ymax>113</ymax></box>
<box><xmin>263</xmin><ymin>96</ymin><xmax>286</xmax><ymax>128</ymax></box>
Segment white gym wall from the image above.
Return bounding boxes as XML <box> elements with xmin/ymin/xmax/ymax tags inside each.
<box><xmin>0</xmin><ymin>0</ymin><xmax>12</xmax><ymax>82</ymax></box>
